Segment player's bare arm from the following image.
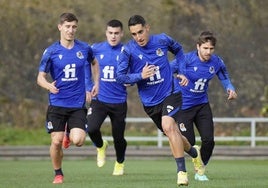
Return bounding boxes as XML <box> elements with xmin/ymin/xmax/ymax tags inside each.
<box><xmin>91</xmin><ymin>58</ymin><xmax>100</xmax><ymax>96</ymax></box>
<box><xmin>37</xmin><ymin>72</ymin><xmax>59</xmax><ymax>94</ymax></box>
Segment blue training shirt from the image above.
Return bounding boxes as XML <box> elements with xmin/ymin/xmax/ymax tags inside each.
<box><xmin>89</xmin><ymin>41</ymin><xmax>127</xmax><ymax>103</ymax></box>
<box><xmin>171</xmin><ymin>50</ymin><xmax>235</xmax><ymax>110</ymax></box>
<box><xmin>117</xmin><ymin>33</ymin><xmax>186</xmax><ymax>106</ymax></box>
<box><xmin>38</xmin><ymin>40</ymin><xmax>94</xmax><ymax>108</ymax></box>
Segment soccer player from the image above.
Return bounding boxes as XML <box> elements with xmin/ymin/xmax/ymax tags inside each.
<box><xmin>37</xmin><ymin>13</ymin><xmax>99</xmax><ymax>184</ymax></box>
<box><xmin>171</xmin><ymin>31</ymin><xmax>237</xmax><ymax>181</ymax></box>
<box><xmin>116</xmin><ymin>14</ymin><xmax>199</xmax><ymax>186</ymax></box>
<box><xmin>86</xmin><ymin>19</ymin><xmax>127</xmax><ymax>175</ymax></box>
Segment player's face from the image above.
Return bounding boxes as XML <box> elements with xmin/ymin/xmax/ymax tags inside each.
<box><xmin>58</xmin><ymin>21</ymin><xmax>78</xmax><ymax>42</ymax></box>
<box><xmin>197</xmin><ymin>41</ymin><xmax>215</xmax><ymax>62</ymax></box>
<box><xmin>129</xmin><ymin>24</ymin><xmax>150</xmax><ymax>47</ymax></box>
<box><xmin>106</xmin><ymin>26</ymin><xmax>123</xmax><ymax>47</ymax></box>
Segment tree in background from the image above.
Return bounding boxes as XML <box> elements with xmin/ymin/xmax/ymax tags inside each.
<box><xmin>261</xmin><ymin>86</ymin><xmax>268</xmax><ymax>117</ymax></box>
<box><xmin>0</xmin><ymin>0</ymin><xmax>267</xmax><ymax>128</ymax></box>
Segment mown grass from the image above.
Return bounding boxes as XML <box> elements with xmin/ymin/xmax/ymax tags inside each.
<box><xmin>0</xmin><ymin>127</ymin><xmax>51</xmax><ymax>145</ymax></box>
<box><xmin>0</xmin><ymin>159</ymin><xmax>267</xmax><ymax>188</ymax></box>
<box><xmin>1</xmin><ymin>125</ymin><xmax>267</xmax><ymax>147</ymax></box>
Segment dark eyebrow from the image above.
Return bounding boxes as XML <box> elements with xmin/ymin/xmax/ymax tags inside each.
<box><xmin>131</xmin><ymin>29</ymin><xmax>144</xmax><ymax>36</ymax></box>
<box><xmin>108</xmin><ymin>31</ymin><xmax>120</xmax><ymax>34</ymax></box>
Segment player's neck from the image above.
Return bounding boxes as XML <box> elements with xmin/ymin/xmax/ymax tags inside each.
<box><xmin>60</xmin><ymin>39</ymin><xmax>75</xmax><ymax>49</ymax></box>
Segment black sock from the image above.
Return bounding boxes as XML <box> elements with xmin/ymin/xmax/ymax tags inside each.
<box><xmin>55</xmin><ymin>168</ymin><xmax>63</xmax><ymax>176</ymax></box>
<box><xmin>175</xmin><ymin>157</ymin><xmax>186</xmax><ymax>173</ymax></box>
<box><xmin>187</xmin><ymin>146</ymin><xmax>197</xmax><ymax>158</ymax></box>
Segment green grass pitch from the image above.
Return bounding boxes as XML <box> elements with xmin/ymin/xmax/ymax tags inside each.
<box><xmin>0</xmin><ymin>158</ymin><xmax>267</xmax><ymax>188</ymax></box>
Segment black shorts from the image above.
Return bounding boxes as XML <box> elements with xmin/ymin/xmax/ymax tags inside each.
<box><xmin>46</xmin><ymin>105</ymin><xmax>87</xmax><ymax>133</ymax></box>
<box><xmin>143</xmin><ymin>92</ymin><xmax>182</xmax><ymax>131</ymax></box>
<box><xmin>87</xmin><ymin>100</ymin><xmax>127</xmax><ymax>131</ymax></box>
<box><xmin>177</xmin><ymin>103</ymin><xmax>213</xmax><ymax>135</ymax></box>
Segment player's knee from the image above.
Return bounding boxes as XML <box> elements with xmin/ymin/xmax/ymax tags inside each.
<box><xmin>51</xmin><ymin>139</ymin><xmax>62</xmax><ymax>148</ymax></box>
<box><xmin>202</xmin><ymin>139</ymin><xmax>215</xmax><ymax>149</ymax></box>
<box><xmin>162</xmin><ymin>126</ymin><xmax>176</xmax><ymax>137</ymax></box>
<box><xmin>87</xmin><ymin>127</ymin><xmax>99</xmax><ymax>134</ymax></box>
<box><xmin>72</xmin><ymin>137</ymin><xmax>85</xmax><ymax>147</ymax></box>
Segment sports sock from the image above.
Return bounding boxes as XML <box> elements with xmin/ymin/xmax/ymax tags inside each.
<box><xmin>175</xmin><ymin>157</ymin><xmax>186</xmax><ymax>173</ymax></box>
<box><xmin>187</xmin><ymin>146</ymin><xmax>197</xmax><ymax>158</ymax></box>
<box><xmin>55</xmin><ymin>168</ymin><xmax>63</xmax><ymax>176</ymax></box>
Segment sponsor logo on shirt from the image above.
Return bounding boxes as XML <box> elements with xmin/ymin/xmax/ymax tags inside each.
<box><xmin>62</xmin><ymin>64</ymin><xmax>78</xmax><ymax>81</ymax></box>
<box><xmin>101</xmin><ymin>66</ymin><xmax>116</xmax><ymax>82</ymax></box>
<box><xmin>190</xmin><ymin>78</ymin><xmax>207</xmax><ymax>93</ymax></box>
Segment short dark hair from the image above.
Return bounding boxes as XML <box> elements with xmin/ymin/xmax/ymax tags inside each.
<box><xmin>59</xmin><ymin>13</ymin><xmax>78</xmax><ymax>24</ymax></box>
<box><xmin>107</xmin><ymin>19</ymin><xmax>123</xmax><ymax>29</ymax></box>
<box><xmin>197</xmin><ymin>31</ymin><xmax>217</xmax><ymax>46</ymax></box>
<box><xmin>128</xmin><ymin>15</ymin><xmax>146</xmax><ymax>27</ymax></box>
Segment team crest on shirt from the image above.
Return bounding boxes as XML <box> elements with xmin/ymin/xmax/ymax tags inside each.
<box><xmin>138</xmin><ymin>54</ymin><xmax>143</xmax><ymax>60</ymax></box>
<box><xmin>58</xmin><ymin>54</ymin><xmax>63</xmax><ymax>60</ymax></box>
<box><xmin>194</xmin><ymin>66</ymin><xmax>198</xmax><ymax>71</ymax></box>
<box><xmin>156</xmin><ymin>48</ymin><xmax>164</xmax><ymax>56</ymax></box>
<box><xmin>209</xmin><ymin>66</ymin><xmax>215</xmax><ymax>74</ymax></box>
<box><xmin>76</xmin><ymin>51</ymin><xmax>84</xmax><ymax>59</ymax></box>
<box><xmin>100</xmin><ymin>54</ymin><xmax>104</xmax><ymax>59</ymax></box>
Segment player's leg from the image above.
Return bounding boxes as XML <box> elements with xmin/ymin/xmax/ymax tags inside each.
<box><xmin>195</xmin><ymin>103</ymin><xmax>215</xmax><ymax>165</ymax></box>
<box><xmin>68</xmin><ymin>108</ymin><xmax>87</xmax><ymax>147</ymax></box>
<box><xmin>50</xmin><ymin>132</ymin><xmax>65</xmax><ymax>183</ymax></box>
<box><xmin>162</xmin><ymin>92</ymin><xmax>188</xmax><ymax>186</ymax></box>
<box><xmin>162</xmin><ymin>116</ymin><xmax>188</xmax><ymax>186</ymax></box>
<box><xmin>46</xmin><ymin>106</ymin><xmax>66</xmax><ymax>184</ymax></box>
<box><xmin>109</xmin><ymin>102</ymin><xmax>127</xmax><ymax>175</ymax></box>
<box><xmin>193</xmin><ymin>103</ymin><xmax>214</xmax><ymax>181</ymax></box>
<box><xmin>177</xmin><ymin>108</ymin><xmax>199</xmax><ymax>158</ymax></box>
<box><xmin>87</xmin><ymin>100</ymin><xmax>108</xmax><ymax>146</ymax></box>
<box><xmin>62</xmin><ymin>124</ymin><xmax>70</xmax><ymax>149</ymax></box>
<box><xmin>178</xmin><ymin>108</ymin><xmax>196</xmax><ymax>146</ymax></box>
<box><xmin>87</xmin><ymin>100</ymin><xmax>108</xmax><ymax>167</ymax></box>
<box><xmin>144</xmin><ymin>99</ymin><xmax>188</xmax><ymax>186</ymax></box>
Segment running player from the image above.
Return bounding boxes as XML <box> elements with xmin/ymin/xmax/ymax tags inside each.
<box><xmin>86</xmin><ymin>19</ymin><xmax>127</xmax><ymax>175</ymax></box>
<box><xmin>172</xmin><ymin>31</ymin><xmax>237</xmax><ymax>181</ymax></box>
<box><xmin>37</xmin><ymin>13</ymin><xmax>99</xmax><ymax>184</ymax></box>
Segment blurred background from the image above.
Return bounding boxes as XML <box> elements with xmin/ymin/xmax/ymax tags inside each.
<box><xmin>0</xmin><ymin>0</ymin><xmax>267</xmax><ymax>145</ymax></box>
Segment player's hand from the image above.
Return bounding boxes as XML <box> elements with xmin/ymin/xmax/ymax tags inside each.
<box><xmin>176</xmin><ymin>74</ymin><xmax>188</xmax><ymax>86</ymax></box>
<box><xmin>86</xmin><ymin>91</ymin><xmax>92</xmax><ymax>103</ymax></box>
<box><xmin>91</xmin><ymin>85</ymin><xmax>99</xmax><ymax>97</ymax></box>
<box><xmin>227</xmin><ymin>89</ymin><xmax>237</xmax><ymax>100</ymax></box>
<box><xmin>141</xmin><ymin>63</ymin><xmax>156</xmax><ymax>79</ymax></box>
<box><xmin>48</xmin><ymin>81</ymin><xmax>59</xmax><ymax>94</ymax></box>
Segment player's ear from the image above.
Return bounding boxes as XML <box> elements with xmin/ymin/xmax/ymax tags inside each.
<box><xmin>196</xmin><ymin>44</ymin><xmax>200</xmax><ymax>50</ymax></box>
<box><xmin>58</xmin><ymin>24</ymin><xmax>62</xmax><ymax>31</ymax></box>
<box><xmin>147</xmin><ymin>24</ymin><xmax>150</xmax><ymax>31</ymax></box>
